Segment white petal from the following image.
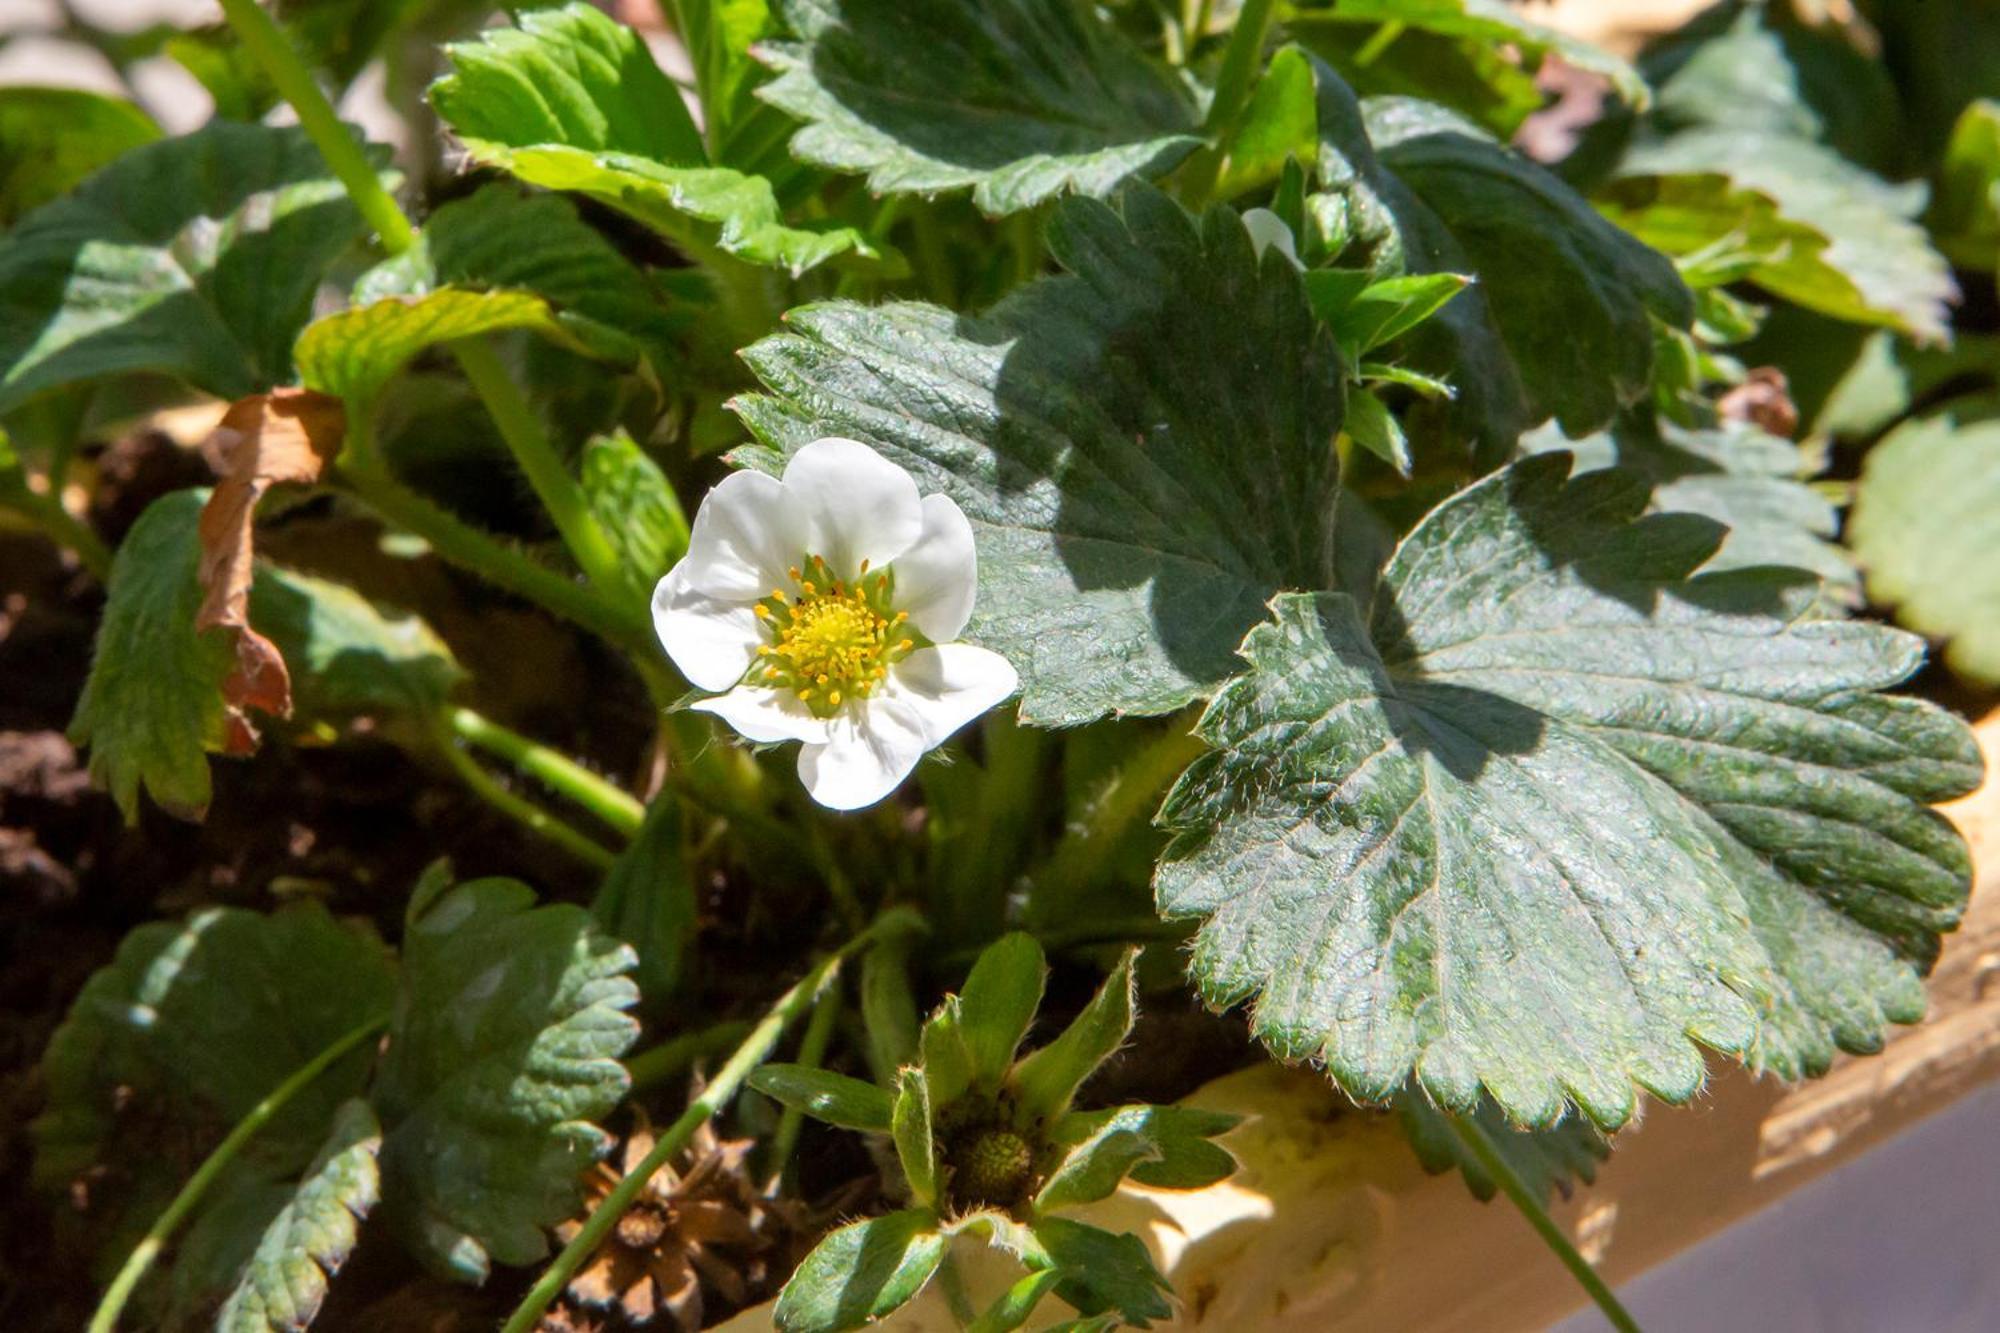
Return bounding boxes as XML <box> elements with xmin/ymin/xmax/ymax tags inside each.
<box><xmin>796</xmin><ymin>697</ymin><xmax>929</xmax><ymax>811</ymax></box>
<box><xmin>680</xmin><ymin>467</ymin><xmax>802</xmax><ymax>600</ymax></box>
<box><xmin>1241</xmin><ymin>208</ymin><xmax>1302</xmax><ymax>270</ymax></box>
<box><xmin>693</xmin><ymin>685</ymin><xmax>831</xmax><ymax>745</ymax></box>
<box><xmin>652</xmin><ymin>564</ymin><xmax>765</xmax><ymax>691</ymax></box>
<box><xmin>890</xmin><ymin>493</ymin><xmax>979</xmax><ymax>642</ymax></box>
<box><xmin>882</xmin><ymin>644</ymin><xmax>1019</xmax><ymax>748</ymax></box>
<box><xmin>783</xmin><ymin>437</ymin><xmax>924</xmax><ymax>580</ymax></box>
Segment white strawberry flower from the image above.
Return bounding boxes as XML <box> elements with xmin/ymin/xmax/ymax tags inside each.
<box><xmin>653</xmin><ymin>438</ymin><xmax>1019</xmax><ymax>811</ymax></box>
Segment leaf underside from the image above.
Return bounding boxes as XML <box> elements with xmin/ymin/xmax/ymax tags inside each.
<box><xmin>1156</xmin><ymin>454</ymin><xmax>1978</xmax><ymax>1129</ymax></box>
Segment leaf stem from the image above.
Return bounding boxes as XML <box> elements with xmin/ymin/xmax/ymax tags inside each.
<box><xmin>432</xmin><ymin>715</ymin><xmax>619</xmax><ymax>870</ymax></box>
<box><xmin>1182</xmin><ymin>0</ymin><xmax>1277</xmax><ymax>203</ymax></box>
<box><xmin>625</xmin><ymin>1019</ymin><xmax>757</xmax><ymax>1091</ymax></box>
<box><xmin>4</xmin><ymin>485</ymin><xmax>111</xmax><ymax>580</ymax></box>
<box><xmin>446</xmin><ymin>705</ymin><xmax>645</xmax><ymax>838</ymax></box>
<box><xmin>1445</xmin><ymin>1113</ymin><xmax>1641</xmax><ymax>1333</ymax></box>
<box><xmin>87</xmin><ymin>1011</ymin><xmax>390</xmax><ymax>1333</ymax></box>
<box><xmin>214</xmin><ymin>0</ymin><xmax>416</xmax><ymax>256</ymax></box>
<box><xmin>499</xmin><ymin>909</ymin><xmax>920</xmax><ymax>1333</ymax></box>
<box><xmin>767</xmin><ymin>984</ymin><xmax>841</xmax><ymax>1187</ymax></box>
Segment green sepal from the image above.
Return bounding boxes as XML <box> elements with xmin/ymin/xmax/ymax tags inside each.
<box><xmin>892</xmin><ymin>1066</ymin><xmax>939</xmax><ymax>1209</ymax></box>
<box><xmin>956</xmin><ymin>932</ymin><xmax>1049</xmax><ymax>1089</ymax></box>
<box><xmin>748</xmin><ymin>1064</ymin><xmax>895</xmax><ymax>1133</ymax></box>
<box><xmin>1006</xmin><ymin>950</ymin><xmax>1136</xmax><ymax>1129</ymax></box>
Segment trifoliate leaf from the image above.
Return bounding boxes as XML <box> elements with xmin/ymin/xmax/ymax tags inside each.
<box><xmin>0</xmin><ymin>86</ymin><xmax>159</xmax><ymax>225</ymax></box>
<box><xmin>1035</xmin><ymin>1105</ymin><xmax>1237</xmax><ymax>1213</ymax></box>
<box><xmin>1396</xmin><ymin>1090</ymin><xmax>1607</xmax><ymax>1203</ymax></box>
<box><xmin>1850</xmin><ymin>405</ymin><xmax>2000</xmax><ymax>686</ymax></box>
<box><xmin>1156</xmin><ymin>454</ymin><xmax>1979</xmax><ymax>1129</ymax></box>
<box><xmin>0</xmin><ymin>122</ymin><xmax>384</xmax><ymax>414</ymax></box>
<box><xmin>68</xmin><ymin>490</ymin><xmax>234</xmax><ymax>820</ymax></box>
<box><xmin>1028</xmin><ymin>1216</ymin><xmax>1171</xmax><ymax>1326</ymax></box>
<box><xmin>215</xmin><ymin>1099</ymin><xmax>382</xmax><ymax>1333</ymax></box>
<box><xmin>1524</xmin><ymin>414</ymin><xmax>1855</xmax><ymax>605</ymax></box>
<box><xmin>773</xmin><ymin>1210</ymin><xmax>946</xmax><ymax>1333</ymax></box>
<box><xmin>431</xmin><ymin>2</ymin><xmax>873</xmax><ymax>274</ymax></box>
<box><xmin>736</xmin><ymin>185</ymin><xmax>1344</xmax><ymax>726</ymax></box>
<box><xmin>375</xmin><ymin>875</ymin><xmax>640</xmax><ymax>1281</ymax></box>
<box><xmin>756</xmin><ymin>0</ymin><xmax>1201</xmax><ymax>215</ymax></box>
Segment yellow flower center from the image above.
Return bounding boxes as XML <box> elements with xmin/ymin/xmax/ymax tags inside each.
<box><xmin>754</xmin><ymin>554</ymin><xmax>915</xmax><ymax>717</ymax></box>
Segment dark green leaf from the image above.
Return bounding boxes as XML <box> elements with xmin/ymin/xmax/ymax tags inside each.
<box><xmin>1035</xmin><ymin>1104</ymin><xmax>1237</xmax><ymax>1213</ymax></box>
<box><xmin>860</xmin><ymin>931</ymin><xmax>922</xmax><ymax>1084</ymax></box>
<box><xmin>749</xmin><ymin>1065</ymin><xmax>895</xmax><ymax>1132</ymax></box>
<box><xmin>1850</xmin><ymin>404</ymin><xmax>2000</xmax><ymax>685</ymax></box>
<box><xmin>892</xmin><ymin>1066</ymin><xmax>939</xmax><ymax>1208</ymax></box>
<box><xmin>918</xmin><ymin>995</ymin><xmax>974</xmax><ymax>1110</ymax></box>
<box><xmin>1156</xmin><ymin>455</ymin><xmax>1979</xmax><ymax>1129</ymax></box>
<box><xmin>756</xmin><ymin>0</ymin><xmax>1201</xmax><ymax>216</ymax></box>
<box><xmin>375</xmin><ymin>875</ymin><xmax>639</xmax><ymax>1281</ymax></box>
<box><xmin>1007</xmin><ymin>950</ymin><xmax>1136</xmax><ymax>1127</ymax></box>
<box><xmin>0</xmin><ymin>87</ymin><xmax>159</xmax><ymax>226</ymax></box>
<box><xmin>957</xmin><ymin>932</ymin><xmax>1048</xmax><ymax>1088</ymax></box>
<box><xmin>0</xmin><ymin>122</ymin><xmax>384</xmax><ymax>413</ymax></box>
<box><xmin>431</xmin><ymin>2</ymin><xmax>873</xmax><ymax>274</ymax></box>
<box><xmin>1029</xmin><ymin>1216</ymin><xmax>1171</xmax><ymax>1327</ymax></box>
<box><xmin>590</xmin><ymin>794</ymin><xmax>696</xmax><ymax>1009</ymax></box>
<box><xmin>969</xmin><ymin>1268</ymin><xmax>1065</xmax><ymax>1333</ymax></box>
<box><xmin>773</xmin><ymin>1210</ymin><xmax>946</xmax><ymax>1333</ymax></box>
<box><xmin>215</xmin><ymin>1099</ymin><xmax>381</xmax><ymax>1333</ymax></box>
<box><xmin>68</xmin><ymin>490</ymin><xmax>233</xmax><ymax>820</ymax></box>
<box><xmin>582</xmin><ymin>429</ymin><xmax>689</xmax><ymax>608</ymax></box>
<box><xmin>1396</xmin><ymin>1089</ymin><xmax>1607</xmax><ymax>1203</ymax></box>
<box><xmin>736</xmin><ymin>185</ymin><xmax>1344</xmax><ymax>726</ymax></box>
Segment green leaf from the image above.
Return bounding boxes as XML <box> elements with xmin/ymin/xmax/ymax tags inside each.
<box><xmin>68</xmin><ymin>490</ymin><xmax>232</xmax><ymax>820</ymax></box>
<box><xmin>591</xmin><ymin>795</ymin><xmax>696</xmax><ymax>1010</ymax></box>
<box><xmin>352</xmin><ymin>183</ymin><xmax>683</xmax><ymax>372</ymax></box>
<box><xmin>1007</xmin><ymin>950</ymin><xmax>1136</xmax><ymax>1128</ymax></box>
<box><xmin>1156</xmin><ymin>454</ymin><xmax>1980</xmax><ymax>1129</ymax></box>
<box><xmin>581</xmin><ymin>429</ymin><xmax>690</xmax><ymax>608</ymax></box>
<box><xmin>756</xmin><ymin>0</ymin><xmax>1201</xmax><ymax>215</ymax></box>
<box><xmin>1604</xmin><ymin>131</ymin><xmax>1955</xmax><ymax>343</ymax></box>
<box><xmin>1330</xmin><ymin>272</ymin><xmax>1472</xmax><ymax>356</ymax></box>
<box><xmin>1035</xmin><ymin>1104</ymin><xmax>1237</xmax><ymax>1214</ymax></box>
<box><xmin>957</xmin><ymin>932</ymin><xmax>1048</xmax><ymax>1088</ymax></box>
<box><xmin>431</xmin><ymin>2</ymin><xmax>873</xmax><ymax>274</ymax></box>
<box><xmin>968</xmin><ymin>1268</ymin><xmax>1065</xmax><ymax>1333</ymax></box>
<box><xmin>749</xmin><ymin>1065</ymin><xmax>895</xmax><ymax>1132</ymax></box>
<box><xmin>860</xmin><ymin>931</ymin><xmax>922</xmax><ymax>1084</ymax></box>
<box><xmin>1028</xmin><ymin>1216</ymin><xmax>1171</xmax><ymax>1327</ymax></box>
<box><xmin>1930</xmin><ymin>98</ymin><xmax>2000</xmax><ymax>271</ymax></box>
<box><xmin>31</xmin><ymin>903</ymin><xmax>394</xmax><ymax>1285</ymax></box>
<box><xmin>296</xmin><ymin>290</ymin><xmax>598</xmax><ymax>407</ymax></box>
<box><xmin>0</xmin><ymin>86</ymin><xmax>159</xmax><ymax>226</ymax></box>
<box><xmin>0</xmin><ymin>122</ymin><xmax>384</xmax><ymax>414</ymax></box>
<box><xmin>773</xmin><ymin>1210</ymin><xmax>947</xmax><ymax>1333</ymax></box>
<box><xmin>1396</xmin><ymin>1089</ymin><xmax>1606</xmax><ymax>1203</ymax></box>
<box><xmin>1523</xmin><ymin>414</ymin><xmax>1856</xmax><ymax>605</ymax></box>
<box><xmin>1850</xmin><ymin>405</ymin><xmax>2000</xmax><ymax>686</ymax></box>
<box><xmin>214</xmin><ymin>1098</ymin><xmax>381</xmax><ymax>1333</ymax></box>
<box><xmin>375</xmin><ymin>875</ymin><xmax>639</xmax><ymax>1281</ymax></box>
<box><xmin>918</xmin><ymin>995</ymin><xmax>974</xmax><ymax>1110</ymax></box>
<box><xmin>736</xmin><ymin>185</ymin><xmax>1345</xmax><ymax>726</ymax></box>
<box><xmin>1344</xmin><ymin>386</ymin><xmax>1412</xmax><ymax>475</ymax></box>
<box><xmin>252</xmin><ymin>564</ymin><xmax>464</xmax><ymax>720</ymax></box>
<box><xmin>675</xmin><ymin>0</ymin><xmax>779</xmax><ymax>155</ymax></box>
<box><xmin>892</xmin><ymin>1066</ymin><xmax>939</xmax><ymax>1208</ymax></box>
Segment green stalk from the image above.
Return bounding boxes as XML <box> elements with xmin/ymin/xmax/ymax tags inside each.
<box><xmin>447</xmin><ymin>706</ymin><xmax>645</xmax><ymax>838</ymax></box>
<box><xmin>433</xmin><ymin>716</ymin><xmax>619</xmax><ymax>870</ymax></box>
<box><xmin>499</xmin><ymin>910</ymin><xmax>920</xmax><ymax>1333</ymax></box>
<box><xmin>1446</xmin><ymin>1114</ymin><xmax>1642</xmax><ymax>1333</ymax></box>
<box><xmin>6</xmin><ymin>486</ymin><xmax>112</xmax><ymax>580</ymax></box>
<box><xmin>214</xmin><ymin>0</ymin><xmax>415</xmax><ymax>256</ymax></box>
<box><xmin>767</xmin><ymin>985</ymin><xmax>841</xmax><ymax>1185</ymax></box>
<box><xmin>626</xmin><ymin>1019</ymin><xmax>756</xmax><ymax>1091</ymax></box>
<box><xmin>87</xmin><ymin>1012</ymin><xmax>390</xmax><ymax>1333</ymax></box>
<box><xmin>1181</xmin><ymin>0</ymin><xmax>1278</xmax><ymax>204</ymax></box>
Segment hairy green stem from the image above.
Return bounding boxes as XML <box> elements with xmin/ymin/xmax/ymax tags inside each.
<box><xmin>433</xmin><ymin>717</ymin><xmax>618</xmax><ymax>870</ymax></box>
<box><xmin>1030</xmin><ymin>721</ymin><xmax>1204</xmax><ymax>911</ymax></box>
<box><xmin>87</xmin><ymin>1012</ymin><xmax>390</xmax><ymax>1333</ymax></box>
<box><xmin>1446</xmin><ymin>1114</ymin><xmax>1641</xmax><ymax>1333</ymax></box>
<box><xmin>625</xmin><ymin>1019</ymin><xmax>757</xmax><ymax>1091</ymax></box>
<box><xmin>447</xmin><ymin>706</ymin><xmax>645</xmax><ymax>838</ymax></box>
<box><xmin>768</xmin><ymin>985</ymin><xmax>841</xmax><ymax>1186</ymax></box>
<box><xmin>499</xmin><ymin>910</ymin><xmax>920</xmax><ymax>1333</ymax></box>
<box><xmin>215</xmin><ymin>0</ymin><xmax>416</xmax><ymax>255</ymax></box>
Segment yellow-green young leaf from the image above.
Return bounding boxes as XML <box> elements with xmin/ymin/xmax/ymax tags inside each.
<box><xmin>1395</xmin><ymin>1089</ymin><xmax>1606</xmax><ymax>1204</ymax></box>
<box><xmin>736</xmin><ymin>185</ymin><xmax>1345</xmax><ymax>726</ymax></box>
<box><xmin>0</xmin><ymin>122</ymin><xmax>385</xmax><ymax>414</ymax></box>
<box><xmin>215</xmin><ymin>1099</ymin><xmax>382</xmax><ymax>1333</ymax></box>
<box><xmin>749</xmin><ymin>1065</ymin><xmax>894</xmax><ymax>1132</ymax></box>
<box><xmin>30</xmin><ymin>903</ymin><xmax>395</xmax><ymax>1284</ymax></box>
<box><xmin>956</xmin><ymin>932</ymin><xmax>1048</xmax><ymax>1088</ymax></box>
<box><xmin>1850</xmin><ymin>405</ymin><xmax>2000</xmax><ymax>686</ymax></box>
<box><xmin>581</xmin><ymin>430</ymin><xmax>690</xmax><ymax>606</ymax></box>
<box><xmin>755</xmin><ymin>0</ymin><xmax>1201</xmax><ymax>216</ymax></box>
<box><xmin>296</xmin><ymin>290</ymin><xmax>594</xmax><ymax>406</ymax></box>
<box><xmin>0</xmin><ymin>86</ymin><xmax>159</xmax><ymax>225</ymax></box>
<box><xmin>1157</xmin><ymin>455</ymin><xmax>1980</xmax><ymax>1130</ymax></box>
<box><xmin>774</xmin><ymin>1211</ymin><xmax>946</xmax><ymax>1333</ymax></box>
<box><xmin>1006</xmin><ymin>950</ymin><xmax>1136</xmax><ymax>1128</ymax></box>
<box><xmin>431</xmin><ymin>2</ymin><xmax>874</xmax><ymax>275</ymax></box>
<box><xmin>375</xmin><ymin>876</ymin><xmax>640</xmax><ymax>1282</ymax></box>
<box><xmin>1929</xmin><ymin>99</ymin><xmax>2000</xmax><ymax>271</ymax></box>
